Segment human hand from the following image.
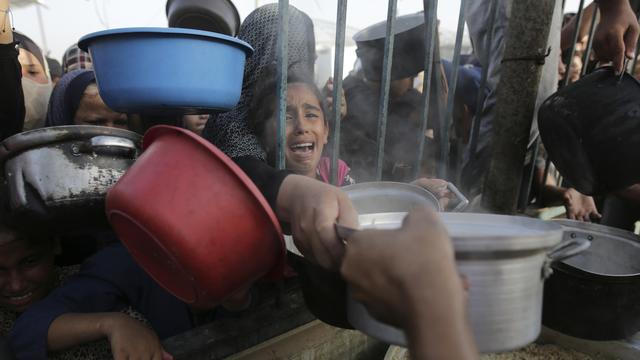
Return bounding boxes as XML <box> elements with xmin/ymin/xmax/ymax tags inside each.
<box><xmin>563</xmin><ymin>188</ymin><xmax>602</xmax><ymax>222</ymax></box>
<box><xmin>323</xmin><ymin>77</ymin><xmax>347</xmax><ymax>120</ymax></box>
<box><xmin>411</xmin><ymin>178</ymin><xmax>452</xmax><ymax>209</ymax></box>
<box><xmin>593</xmin><ymin>0</ymin><xmax>640</xmax><ymax>73</ymax></box>
<box><xmin>103</xmin><ymin>313</ymin><xmax>173</xmax><ymax>360</ymax></box>
<box><xmin>340</xmin><ymin>207</ymin><xmax>462</xmax><ymax>328</ymax></box>
<box><xmin>276</xmin><ymin>174</ymin><xmax>358</xmax><ymax>270</ymax></box>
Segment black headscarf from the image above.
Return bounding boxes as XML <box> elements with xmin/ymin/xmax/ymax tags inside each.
<box><xmin>202</xmin><ymin>4</ymin><xmax>316</xmax><ymax>160</ymax></box>
<box><xmin>13</xmin><ymin>32</ymin><xmax>46</xmax><ymax>71</ymax></box>
<box><xmin>44</xmin><ymin>69</ymin><xmax>96</xmax><ymax>127</ymax></box>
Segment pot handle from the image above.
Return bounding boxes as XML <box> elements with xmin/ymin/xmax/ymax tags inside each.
<box><xmin>542</xmin><ymin>237</ymin><xmax>590</xmax><ymax>279</ymax></box>
<box><xmin>547</xmin><ymin>237</ymin><xmax>591</xmax><ymax>263</ymax></box>
<box><xmin>447</xmin><ymin>182</ymin><xmax>469</xmax><ymax>212</ymax></box>
<box><xmin>75</xmin><ymin>136</ymin><xmax>138</xmax><ymax>158</ymax></box>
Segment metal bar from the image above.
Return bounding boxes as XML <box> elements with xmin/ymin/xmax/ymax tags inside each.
<box><xmin>413</xmin><ymin>0</ymin><xmax>439</xmax><ymax>180</ymax></box>
<box><xmin>482</xmin><ymin>0</ymin><xmax>556</xmax><ymax>214</ymax></box>
<box><xmin>468</xmin><ymin>0</ymin><xmax>499</xmax><ymax>160</ymax></box>
<box><xmin>330</xmin><ymin>0</ymin><xmax>348</xmax><ymax>185</ymax></box>
<box><xmin>275</xmin><ymin>0</ymin><xmax>289</xmax><ymax>170</ymax></box>
<box><xmin>581</xmin><ymin>6</ymin><xmax>598</xmax><ymax>76</ymax></box>
<box><xmin>374</xmin><ymin>0</ymin><xmax>398</xmax><ymax>181</ymax></box>
<box><xmin>518</xmin><ymin>136</ymin><xmax>540</xmax><ymax>211</ymax></box>
<box><xmin>437</xmin><ymin>0</ymin><xmax>466</xmax><ymax>180</ymax></box>
<box><xmin>562</xmin><ymin>0</ymin><xmax>585</xmax><ymax>87</ymax></box>
<box><xmin>35</xmin><ymin>4</ymin><xmax>49</xmax><ymax>54</ymax></box>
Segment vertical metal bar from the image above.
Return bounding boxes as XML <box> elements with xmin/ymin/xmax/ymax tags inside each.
<box><xmin>414</xmin><ymin>0</ymin><xmax>439</xmax><ymax>180</ymax></box>
<box><xmin>581</xmin><ymin>6</ymin><xmax>598</xmax><ymax>76</ymax></box>
<box><xmin>518</xmin><ymin>136</ymin><xmax>540</xmax><ymax>211</ymax></box>
<box><xmin>275</xmin><ymin>0</ymin><xmax>289</xmax><ymax>170</ymax></box>
<box><xmin>437</xmin><ymin>0</ymin><xmax>466</xmax><ymax>180</ymax></box>
<box><xmin>562</xmin><ymin>0</ymin><xmax>585</xmax><ymax>87</ymax></box>
<box><xmin>35</xmin><ymin>4</ymin><xmax>49</xmax><ymax>54</ymax></box>
<box><xmin>468</xmin><ymin>0</ymin><xmax>498</xmax><ymax>160</ymax></box>
<box><xmin>330</xmin><ymin>0</ymin><xmax>348</xmax><ymax>185</ymax></box>
<box><xmin>374</xmin><ymin>0</ymin><xmax>398</xmax><ymax>181</ymax></box>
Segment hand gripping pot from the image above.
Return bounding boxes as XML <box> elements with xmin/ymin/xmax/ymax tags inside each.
<box><xmin>347</xmin><ymin>212</ymin><xmax>590</xmax><ymax>353</ymax></box>
<box><xmin>106</xmin><ymin>126</ymin><xmax>285</xmax><ymax>308</ymax></box>
<box><xmin>0</xmin><ymin>125</ymin><xmax>141</xmax><ymax>232</ymax></box>
<box><xmin>78</xmin><ymin>27</ymin><xmax>253</xmax><ymax>114</ymax></box>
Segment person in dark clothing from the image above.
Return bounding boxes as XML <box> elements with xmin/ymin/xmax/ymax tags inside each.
<box><xmin>0</xmin><ymin>12</ymin><xmax>24</xmax><ymax>141</ymax></box>
<box><xmin>9</xmin><ymin>243</ymin><xmax>183</xmax><ymax>360</ymax></box>
<box><xmin>340</xmin><ymin>12</ymin><xmax>445</xmax><ymax>183</ymax></box>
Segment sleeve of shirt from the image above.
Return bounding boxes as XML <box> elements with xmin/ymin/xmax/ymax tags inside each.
<box><xmin>234</xmin><ymin>156</ymin><xmax>291</xmax><ymax>210</ymax></box>
<box><xmin>0</xmin><ymin>42</ymin><xmax>25</xmax><ymax>141</ymax></box>
<box><xmin>8</xmin><ymin>244</ymin><xmax>142</xmax><ymax>360</ymax></box>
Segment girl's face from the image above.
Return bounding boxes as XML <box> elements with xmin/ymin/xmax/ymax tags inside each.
<box><xmin>266</xmin><ymin>82</ymin><xmax>329</xmax><ymax>177</ymax></box>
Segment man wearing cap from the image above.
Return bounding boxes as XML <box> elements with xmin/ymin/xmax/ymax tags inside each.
<box><xmin>339</xmin><ymin>12</ymin><xmax>445</xmax><ymax>182</ymax></box>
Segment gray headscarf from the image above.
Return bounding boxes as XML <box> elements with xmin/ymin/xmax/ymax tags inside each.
<box><xmin>202</xmin><ymin>4</ymin><xmax>316</xmax><ymax>160</ymax></box>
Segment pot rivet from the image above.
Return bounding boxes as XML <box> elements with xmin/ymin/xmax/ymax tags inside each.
<box><xmin>570</xmin><ymin>233</ymin><xmax>577</xmax><ymax>238</ymax></box>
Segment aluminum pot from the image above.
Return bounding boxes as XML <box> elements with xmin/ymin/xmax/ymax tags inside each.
<box><xmin>288</xmin><ymin>181</ymin><xmax>446</xmax><ymax>329</ymax></box>
<box><xmin>347</xmin><ymin>212</ymin><xmax>590</xmax><ymax>353</ymax></box>
<box><xmin>343</xmin><ymin>181</ymin><xmax>469</xmax><ymax>213</ymax></box>
<box><xmin>0</xmin><ymin>125</ymin><xmax>141</xmax><ymax>231</ymax></box>
<box><xmin>543</xmin><ymin>220</ymin><xmax>640</xmax><ymax>340</ymax></box>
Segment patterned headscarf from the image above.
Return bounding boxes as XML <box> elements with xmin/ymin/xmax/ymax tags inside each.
<box><xmin>202</xmin><ymin>3</ymin><xmax>316</xmax><ymax>160</ymax></box>
<box><xmin>62</xmin><ymin>43</ymin><xmax>93</xmax><ymax>74</ymax></box>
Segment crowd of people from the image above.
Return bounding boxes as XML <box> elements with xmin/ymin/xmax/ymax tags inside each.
<box><xmin>0</xmin><ymin>0</ymin><xmax>639</xmax><ymax>359</ymax></box>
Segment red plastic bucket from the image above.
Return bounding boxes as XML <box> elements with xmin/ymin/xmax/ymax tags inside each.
<box><xmin>106</xmin><ymin>125</ymin><xmax>284</xmax><ymax>308</ymax></box>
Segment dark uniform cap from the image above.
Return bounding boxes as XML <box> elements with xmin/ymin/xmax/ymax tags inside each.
<box><xmin>353</xmin><ymin>11</ymin><xmax>427</xmax><ymax>82</ymax></box>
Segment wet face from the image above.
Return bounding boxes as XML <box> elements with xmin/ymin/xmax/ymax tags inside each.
<box><xmin>266</xmin><ymin>83</ymin><xmax>329</xmax><ymax>177</ymax></box>
<box><xmin>18</xmin><ymin>48</ymin><xmax>48</xmax><ymax>85</ymax></box>
<box><xmin>183</xmin><ymin>114</ymin><xmax>210</xmax><ymax>136</ymax></box>
<box><xmin>0</xmin><ymin>232</ymin><xmax>56</xmax><ymax>313</ymax></box>
<box><xmin>74</xmin><ymin>83</ymin><xmax>128</xmax><ymax>129</ymax></box>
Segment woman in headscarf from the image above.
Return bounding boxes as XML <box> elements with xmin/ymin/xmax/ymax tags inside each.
<box><xmin>202</xmin><ymin>4</ymin><xmax>359</xmax><ymax>273</ymax></box>
<box><xmin>202</xmin><ymin>3</ymin><xmax>316</xmax><ymax>160</ymax></box>
<box><xmin>45</xmin><ymin>69</ymin><xmax>128</xmax><ymax>129</ymax></box>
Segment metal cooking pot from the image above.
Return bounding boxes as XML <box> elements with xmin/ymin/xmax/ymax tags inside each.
<box><xmin>538</xmin><ymin>66</ymin><xmax>640</xmax><ymax>195</ymax></box>
<box><xmin>543</xmin><ymin>220</ymin><xmax>640</xmax><ymax>340</ymax></box>
<box><xmin>288</xmin><ymin>181</ymin><xmax>451</xmax><ymax>329</ymax></box>
<box><xmin>343</xmin><ymin>181</ymin><xmax>469</xmax><ymax>213</ymax></box>
<box><xmin>0</xmin><ymin>126</ymin><xmax>141</xmax><ymax>232</ymax></box>
<box><xmin>347</xmin><ymin>212</ymin><xmax>590</xmax><ymax>353</ymax></box>
<box><xmin>166</xmin><ymin>0</ymin><xmax>240</xmax><ymax>36</ymax></box>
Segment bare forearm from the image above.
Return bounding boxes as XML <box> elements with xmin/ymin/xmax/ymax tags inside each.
<box><xmin>404</xmin><ymin>272</ymin><xmax>478</xmax><ymax>360</ymax></box>
<box><xmin>47</xmin><ymin>312</ymin><xmax>122</xmax><ymax>352</ymax></box>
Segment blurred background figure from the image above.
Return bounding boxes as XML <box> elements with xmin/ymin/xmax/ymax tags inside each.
<box><xmin>61</xmin><ymin>43</ymin><xmax>92</xmax><ymax>74</ymax></box>
<box><xmin>14</xmin><ymin>31</ymin><xmax>52</xmax><ymax>131</ymax></box>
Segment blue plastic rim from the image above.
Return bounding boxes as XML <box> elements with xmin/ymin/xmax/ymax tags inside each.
<box><xmin>78</xmin><ymin>27</ymin><xmax>254</xmax><ymax>114</ymax></box>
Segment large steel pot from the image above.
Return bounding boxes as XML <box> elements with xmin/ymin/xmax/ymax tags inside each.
<box><xmin>288</xmin><ymin>182</ymin><xmax>445</xmax><ymax>329</ymax></box>
<box><xmin>0</xmin><ymin>126</ymin><xmax>141</xmax><ymax>231</ymax></box>
<box><xmin>347</xmin><ymin>212</ymin><xmax>590</xmax><ymax>353</ymax></box>
<box><xmin>543</xmin><ymin>220</ymin><xmax>640</xmax><ymax>340</ymax></box>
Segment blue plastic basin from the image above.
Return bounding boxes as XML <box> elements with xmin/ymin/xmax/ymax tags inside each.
<box><xmin>78</xmin><ymin>27</ymin><xmax>253</xmax><ymax>114</ymax></box>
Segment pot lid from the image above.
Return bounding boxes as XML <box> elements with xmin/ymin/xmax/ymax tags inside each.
<box><xmin>0</xmin><ymin>125</ymin><xmax>142</xmax><ymax>163</ymax></box>
<box><xmin>358</xmin><ymin>212</ymin><xmax>564</xmax><ymax>253</ymax></box>
<box><xmin>553</xmin><ymin>219</ymin><xmax>640</xmax><ymax>277</ymax></box>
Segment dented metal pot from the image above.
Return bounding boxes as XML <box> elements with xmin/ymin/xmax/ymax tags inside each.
<box><xmin>0</xmin><ymin>126</ymin><xmax>141</xmax><ymax>231</ymax></box>
<box><xmin>347</xmin><ymin>212</ymin><xmax>590</xmax><ymax>353</ymax></box>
